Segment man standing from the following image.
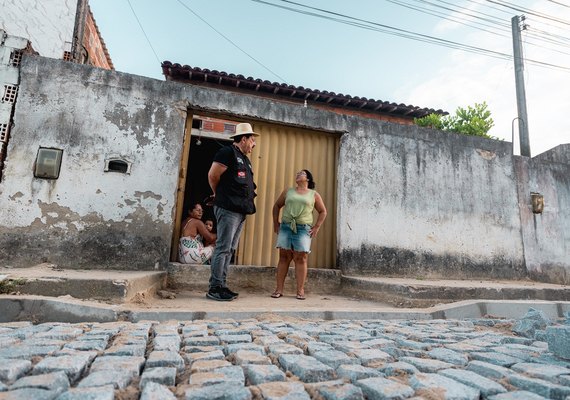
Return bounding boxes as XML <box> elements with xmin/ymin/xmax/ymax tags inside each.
<box><xmin>206</xmin><ymin>122</ymin><xmax>259</xmax><ymax>301</ymax></box>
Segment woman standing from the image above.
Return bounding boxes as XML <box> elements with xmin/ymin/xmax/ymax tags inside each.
<box><xmin>179</xmin><ymin>203</ymin><xmax>217</xmax><ymax>264</ymax></box>
<box><xmin>271</xmin><ymin>169</ymin><xmax>327</xmax><ymax>300</ymax></box>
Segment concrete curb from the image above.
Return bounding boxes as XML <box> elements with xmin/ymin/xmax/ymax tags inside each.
<box><xmin>1</xmin><ymin>295</ymin><xmax>568</xmax><ymax>323</ymax></box>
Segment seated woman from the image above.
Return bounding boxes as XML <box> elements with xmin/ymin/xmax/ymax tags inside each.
<box><xmin>179</xmin><ymin>203</ymin><xmax>217</xmax><ymax>264</ymax></box>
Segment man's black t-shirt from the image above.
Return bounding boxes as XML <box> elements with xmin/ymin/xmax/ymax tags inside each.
<box><xmin>212</xmin><ymin>145</ymin><xmax>257</xmax><ymax>215</ymax></box>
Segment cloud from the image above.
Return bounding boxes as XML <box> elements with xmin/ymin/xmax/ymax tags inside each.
<box><xmin>401</xmin><ymin>1</ymin><xmax>570</xmax><ymax>156</ymax></box>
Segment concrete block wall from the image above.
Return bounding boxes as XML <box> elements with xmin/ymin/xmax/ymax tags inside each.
<box><xmin>0</xmin><ymin>55</ymin><xmax>186</xmax><ymax>269</ymax></box>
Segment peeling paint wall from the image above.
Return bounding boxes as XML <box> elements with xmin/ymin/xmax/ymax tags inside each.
<box><xmin>337</xmin><ymin>120</ymin><xmax>528</xmax><ymax>280</ymax></box>
<box><xmin>0</xmin><ymin>0</ymin><xmax>77</xmax><ymax>58</ymax></box>
<box><xmin>0</xmin><ymin>55</ymin><xmax>568</xmax><ymax>283</ymax></box>
<box><xmin>516</xmin><ymin>145</ymin><xmax>570</xmax><ymax>284</ymax></box>
<box><xmin>0</xmin><ymin>55</ymin><xmax>185</xmax><ymax>269</ymax></box>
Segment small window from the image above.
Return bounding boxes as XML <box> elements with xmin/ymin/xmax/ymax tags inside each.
<box><xmin>63</xmin><ymin>51</ymin><xmax>72</xmax><ymax>61</ymax></box>
<box><xmin>2</xmin><ymin>85</ymin><xmax>18</xmax><ymax>103</ymax></box>
<box><xmin>9</xmin><ymin>50</ymin><xmax>23</xmax><ymax>67</ymax></box>
<box><xmin>0</xmin><ymin>124</ymin><xmax>8</xmax><ymax>143</ymax></box>
<box><xmin>224</xmin><ymin>123</ymin><xmax>236</xmax><ymax>133</ymax></box>
<box><xmin>104</xmin><ymin>157</ymin><xmax>132</xmax><ymax>174</ymax></box>
<box><xmin>34</xmin><ymin>148</ymin><xmax>63</xmax><ymax>179</ymax></box>
<box><xmin>192</xmin><ymin>119</ymin><xmax>202</xmax><ymax>129</ymax></box>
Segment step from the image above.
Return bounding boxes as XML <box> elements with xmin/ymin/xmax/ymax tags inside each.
<box><xmin>168</xmin><ymin>263</ymin><xmax>570</xmax><ymax>308</ymax></box>
<box><xmin>0</xmin><ymin>264</ymin><xmax>166</xmax><ymax>303</ymax></box>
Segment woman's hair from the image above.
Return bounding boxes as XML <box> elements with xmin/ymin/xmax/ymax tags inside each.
<box><xmin>188</xmin><ymin>203</ymin><xmax>202</xmax><ymax>214</ymax></box>
<box><xmin>303</xmin><ymin>169</ymin><xmax>316</xmax><ymax>189</ymax></box>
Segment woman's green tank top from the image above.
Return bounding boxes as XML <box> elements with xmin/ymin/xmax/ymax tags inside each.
<box><xmin>282</xmin><ymin>188</ymin><xmax>315</xmax><ymax>232</ymax></box>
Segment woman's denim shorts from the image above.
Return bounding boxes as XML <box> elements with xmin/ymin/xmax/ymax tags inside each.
<box><xmin>276</xmin><ymin>223</ymin><xmax>312</xmax><ymax>253</ymax></box>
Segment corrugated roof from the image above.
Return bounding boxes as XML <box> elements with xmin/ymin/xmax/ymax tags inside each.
<box><xmin>161</xmin><ymin>61</ymin><xmax>447</xmax><ymax>119</ymax></box>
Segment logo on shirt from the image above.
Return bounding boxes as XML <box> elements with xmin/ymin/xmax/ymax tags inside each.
<box><xmin>237</xmin><ymin>157</ymin><xmax>244</xmax><ymax>164</ymax></box>
<box><xmin>237</xmin><ymin>171</ymin><xmax>246</xmax><ymax>178</ymax></box>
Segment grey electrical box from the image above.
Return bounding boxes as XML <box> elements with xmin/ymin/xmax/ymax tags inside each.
<box><xmin>34</xmin><ymin>148</ymin><xmax>63</xmax><ymax>179</ymax></box>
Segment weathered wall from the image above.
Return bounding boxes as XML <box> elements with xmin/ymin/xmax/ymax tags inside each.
<box><xmin>337</xmin><ymin>120</ymin><xmax>528</xmax><ymax>280</ymax></box>
<box><xmin>0</xmin><ymin>56</ymin><xmax>186</xmax><ymax>269</ymax></box>
<box><xmin>0</xmin><ymin>55</ymin><xmax>568</xmax><ymax>282</ymax></box>
<box><xmin>0</xmin><ymin>0</ymin><xmax>77</xmax><ymax>58</ymax></box>
<box><xmin>516</xmin><ymin>145</ymin><xmax>570</xmax><ymax>284</ymax></box>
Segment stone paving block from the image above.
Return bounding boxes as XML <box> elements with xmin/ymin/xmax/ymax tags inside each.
<box><xmin>491</xmin><ymin>347</ymin><xmax>536</xmax><ymax>362</ymax></box>
<box><xmin>242</xmin><ymin>364</ymin><xmax>287</xmax><ymax>385</ymax></box>
<box><xmin>189</xmin><ymin>365</ymin><xmax>245</xmax><ymax>386</ymax></box>
<box><xmin>153</xmin><ymin>324</ymin><xmax>180</xmax><ymax>335</ymax></box>
<box><xmin>0</xmin><ymin>388</ymin><xmax>59</xmax><ymax>400</ymax></box>
<box><xmin>410</xmin><ymin>373</ymin><xmax>479</xmax><ymax>400</ymax></box>
<box><xmin>0</xmin><ymin>345</ymin><xmax>61</xmax><ymax>359</ymax></box>
<box><xmin>140</xmin><ymin>381</ymin><xmax>177</xmax><ymax>400</ymax></box>
<box><xmin>153</xmin><ymin>335</ymin><xmax>181</xmax><ymax>352</ymax></box>
<box><xmin>427</xmin><ymin>348</ymin><xmax>468</xmax><ymax>366</ymax></box>
<box><xmin>488</xmin><ymin>391</ymin><xmax>547</xmax><ymax>400</ymax></box>
<box><xmin>225</xmin><ymin>343</ymin><xmax>266</xmax><ymax>356</ymax></box>
<box><xmin>361</xmin><ymin>338</ymin><xmax>396</xmax><ymax>349</ymax></box>
<box><xmin>214</xmin><ymin>328</ymin><xmax>252</xmax><ymax>336</ymax></box>
<box><xmin>63</xmin><ymin>340</ymin><xmax>107</xmax><ymax>352</ymax></box>
<box><xmin>181</xmin><ymin>324</ymin><xmax>208</xmax><ymax>335</ymax></box>
<box><xmin>218</xmin><ymin>334</ymin><xmax>252</xmax><ymax>345</ymax></box>
<box><xmin>466</xmin><ymin>360</ymin><xmax>512</xmax><ymax>380</ymax></box>
<box><xmin>183</xmin><ymin>336</ymin><xmax>221</xmax><ymax>347</ymax></box>
<box><xmin>254</xmin><ymin>336</ymin><xmax>282</xmax><ymax>347</ymax></box>
<box><xmin>331</xmin><ymin>341</ymin><xmax>369</xmax><ymax>353</ymax></box>
<box><xmin>378</xmin><ymin>361</ymin><xmax>419</xmax><ymax>376</ymax></box>
<box><xmin>396</xmin><ymin>338</ymin><xmax>432</xmax><ymax>351</ymax></box>
<box><xmin>113</xmin><ymin>336</ymin><xmax>147</xmax><ymax>346</ymax></box>
<box><xmin>318</xmin><ymin>334</ymin><xmax>347</xmax><ymax>344</ymax></box>
<box><xmin>53</xmin><ymin>349</ymin><xmax>98</xmax><ymax>363</ymax></box>
<box><xmin>234</xmin><ymin>350</ymin><xmax>271</xmax><ymax>365</ymax></box>
<box><xmin>77</xmin><ymin>369</ymin><xmax>133</xmax><ymax>389</ymax></box>
<box><xmin>35</xmin><ymin>328</ymin><xmax>83</xmax><ymax>341</ymax></box>
<box><xmin>75</xmin><ymin>334</ymin><xmax>110</xmax><ymax>342</ymax></box>
<box><xmin>306</xmin><ymin>341</ymin><xmax>333</xmax><ymax>355</ymax></box>
<box><xmin>183</xmin><ymin>345</ymin><xmax>224</xmax><ymax>354</ymax></box>
<box><xmin>267</xmin><ymin>343</ymin><xmax>304</xmax><ymax>356</ymax></box>
<box><xmin>439</xmin><ymin>368</ymin><xmax>507</xmax><ymax>397</ymax></box>
<box><xmin>89</xmin><ymin>355</ymin><xmax>145</xmax><ymax>377</ymax></box>
<box><xmin>507</xmin><ymin>372</ymin><xmax>570</xmax><ymax>400</ymax></box>
<box><xmin>32</xmin><ymin>354</ymin><xmax>91</xmax><ymax>383</ymax></box>
<box><xmin>20</xmin><ymin>339</ymin><xmax>66</xmax><ymax>347</ymax></box>
<box><xmin>444</xmin><ymin>342</ymin><xmax>485</xmax><ymax>352</ymax></box>
<box><xmin>0</xmin><ymin>382</ymin><xmax>6</xmax><ymax>392</ymax></box>
<box><xmin>355</xmin><ymin>376</ymin><xmax>414</xmax><ymax>400</ymax></box>
<box><xmin>190</xmin><ymin>360</ymin><xmax>232</xmax><ymax>373</ymax></box>
<box><xmin>308</xmin><ymin>379</ymin><xmax>364</xmax><ymax>400</ymax></box>
<box><xmin>146</xmin><ymin>350</ymin><xmax>185</xmax><ymax>372</ymax></box>
<box><xmin>55</xmin><ymin>385</ymin><xmax>115</xmax><ymax>400</ymax></box>
<box><xmin>10</xmin><ymin>371</ymin><xmax>70</xmax><ymax>393</ymax></box>
<box><xmin>336</xmin><ymin>365</ymin><xmax>383</xmax><ymax>383</ymax></box>
<box><xmin>399</xmin><ymin>356</ymin><xmax>453</xmax><ymax>373</ymax></box>
<box><xmin>512</xmin><ymin>308</ymin><xmax>551</xmax><ymax>338</ymax></box>
<box><xmin>546</xmin><ymin>325</ymin><xmax>570</xmax><ymax>360</ymax></box>
<box><xmin>349</xmin><ymin>348</ymin><xmax>391</xmax><ymax>367</ymax></box>
<box><xmin>184</xmin><ymin>350</ymin><xmax>226</xmax><ymax>366</ymax></box>
<box><xmin>256</xmin><ymin>381</ymin><xmax>309</xmax><ymax>400</ymax></box>
<box><xmin>104</xmin><ymin>344</ymin><xmax>146</xmax><ymax>357</ymax></box>
<box><xmin>0</xmin><ymin>359</ymin><xmax>31</xmax><ymax>382</ymax></box>
<box><xmin>0</xmin><ymin>338</ymin><xmax>20</xmax><ymax>348</ymax></box>
<box><xmin>511</xmin><ymin>362</ymin><xmax>570</xmax><ymax>382</ymax></box>
<box><xmin>558</xmin><ymin>375</ymin><xmax>570</xmax><ymax>386</ymax></box>
<box><xmin>278</xmin><ymin>354</ymin><xmax>335</xmax><ymax>383</ymax></box>
<box><xmin>312</xmin><ymin>349</ymin><xmax>359</xmax><ymax>369</ymax></box>
<box><xmin>501</xmin><ymin>336</ymin><xmax>535</xmax><ymax>346</ymax></box>
<box><xmin>140</xmin><ymin>367</ymin><xmax>177</xmax><ymax>388</ymax></box>
<box><xmin>470</xmin><ymin>351</ymin><xmax>524</xmax><ymax>367</ymax></box>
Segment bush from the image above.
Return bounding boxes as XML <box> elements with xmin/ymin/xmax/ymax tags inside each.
<box><xmin>415</xmin><ymin>102</ymin><xmax>496</xmax><ymax>139</ymax></box>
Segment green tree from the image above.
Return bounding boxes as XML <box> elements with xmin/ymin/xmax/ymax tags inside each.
<box><xmin>414</xmin><ymin>102</ymin><xmax>496</xmax><ymax>139</ymax></box>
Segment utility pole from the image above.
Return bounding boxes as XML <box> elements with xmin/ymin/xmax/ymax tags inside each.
<box><xmin>511</xmin><ymin>15</ymin><xmax>531</xmax><ymax>157</ymax></box>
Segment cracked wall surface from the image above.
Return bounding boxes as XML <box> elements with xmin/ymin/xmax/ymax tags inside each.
<box><xmin>0</xmin><ymin>56</ymin><xmax>185</xmax><ymax>269</ymax></box>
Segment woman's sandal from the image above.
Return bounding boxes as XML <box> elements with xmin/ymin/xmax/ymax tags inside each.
<box><xmin>271</xmin><ymin>291</ymin><xmax>283</xmax><ymax>298</ymax></box>
<box><xmin>296</xmin><ymin>293</ymin><xmax>306</xmax><ymax>300</ymax></box>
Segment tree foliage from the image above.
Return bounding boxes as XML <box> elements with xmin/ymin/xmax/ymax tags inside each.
<box><xmin>414</xmin><ymin>102</ymin><xmax>496</xmax><ymax>139</ymax></box>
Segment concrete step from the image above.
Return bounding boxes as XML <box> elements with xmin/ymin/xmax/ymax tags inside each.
<box><xmin>168</xmin><ymin>263</ymin><xmax>570</xmax><ymax>308</ymax></box>
<box><xmin>0</xmin><ymin>264</ymin><xmax>166</xmax><ymax>303</ymax></box>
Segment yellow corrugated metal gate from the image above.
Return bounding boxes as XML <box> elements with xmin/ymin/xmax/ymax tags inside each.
<box><xmin>237</xmin><ymin>121</ymin><xmax>338</xmax><ymax>269</ymax></box>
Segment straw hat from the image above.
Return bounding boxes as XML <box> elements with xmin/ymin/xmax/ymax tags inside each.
<box><xmin>229</xmin><ymin>123</ymin><xmax>259</xmax><ymax>139</ymax></box>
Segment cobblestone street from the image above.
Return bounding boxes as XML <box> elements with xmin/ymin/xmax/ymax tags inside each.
<box><xmin>0</xmin><ymin>312</ymin><xmax>569</xmax><ymax>400</ymax></box>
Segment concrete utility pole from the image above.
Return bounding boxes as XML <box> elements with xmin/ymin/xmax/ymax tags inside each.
<box><xmin>511</xmin><ymin>15</ymin><xmax>531</xmax><ymax>157</ymax></box>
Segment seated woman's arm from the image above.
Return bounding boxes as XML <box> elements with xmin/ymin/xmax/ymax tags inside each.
<box><xmin>196</xmin><ymin>222</ymin><xmax>217</xmax><ymax>246</ymax></box>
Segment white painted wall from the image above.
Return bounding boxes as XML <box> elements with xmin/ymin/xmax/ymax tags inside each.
<box><xmin>0</xmin><ymin>0</ymin><xmax>77</xmax><ymax>58</ymax></box>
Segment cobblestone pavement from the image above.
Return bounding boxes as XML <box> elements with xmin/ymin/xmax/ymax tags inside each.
<box><xmin>0</xmin><ymin>314</ymin><xmax>569</xmax><ymax>400</ymax></box>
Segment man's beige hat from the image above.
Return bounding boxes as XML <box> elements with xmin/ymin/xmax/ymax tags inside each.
<box><xmin>229</xmin><ymin>122</ymin><xmax>259</xmax><ymax>139</ymax></box>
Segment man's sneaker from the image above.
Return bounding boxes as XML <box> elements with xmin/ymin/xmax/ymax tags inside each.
<box><xmin>206</xmin><ymin>286</ymin><xmax>234</xmax><ymax>301</ymax></box>
<box><xmin>223</xmin><ymin>287</ymin><xmax>239</xmax><ymax>298</ymax></box>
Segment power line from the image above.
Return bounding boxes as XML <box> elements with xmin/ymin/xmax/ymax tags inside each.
<box><xmin>486</xmin><ymin>0</ymin><xmax>570</xmax><ymax>28</ymax></box>
<box><xmin>253</xmin><ymin>0</ymin><xmax>570</xmax><ymax>72</ymax></box>
<box><xmin>126</xmin><ymin>0</ymin><xmax>161</xmax><ymax>64</ymax></box>
<box><xmin>174</xmin><ymin>0</ymin><xmax>287</xmax><ymax>83</ymax></box>
<box><xmin>547</xmin><ymin>0</ymin><xmax>570</xmax><ymax>9</ymax></box>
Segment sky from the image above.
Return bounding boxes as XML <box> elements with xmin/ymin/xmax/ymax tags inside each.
<box><xmin>89</xmin><ymin>0</ymin><xmax>570</xmax><ymax>156</ymax></box>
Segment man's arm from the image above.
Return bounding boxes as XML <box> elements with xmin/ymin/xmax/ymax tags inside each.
<box><xmin>208</xmin><ymin>161</ymin><xmax>228</xmax><ymax>195</ymax></box>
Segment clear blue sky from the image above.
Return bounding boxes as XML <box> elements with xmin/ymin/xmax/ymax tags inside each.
<box><xmin>90</xmin><ymin>0</ymin><xmax>570</xmax><ymax>156</ymax></box>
